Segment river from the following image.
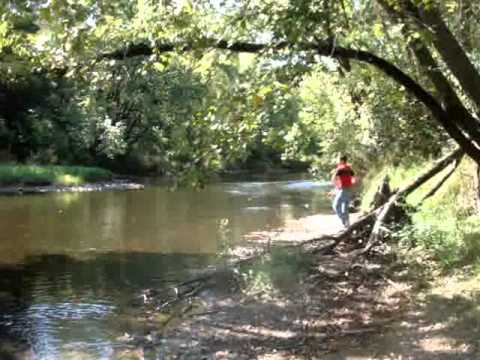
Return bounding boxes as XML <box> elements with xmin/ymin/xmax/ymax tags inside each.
<box><xmin>0</xmin><ymin>176</ymin><xmax>331</xmax><ymax>359</ymax></box>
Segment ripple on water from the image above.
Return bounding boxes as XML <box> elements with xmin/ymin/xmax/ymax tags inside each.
<box><xmin>243</xmin><ymin>206</ymin><xmax>271</xmax><ymax>211</ymax></box>
<box><xmin>8</xmin><ymin>302</ymin><xmax>116</xmax><ymax>359</ymax></box>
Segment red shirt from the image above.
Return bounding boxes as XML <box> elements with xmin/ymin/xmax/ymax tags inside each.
<box><xmin>335</xmin><ymin>163</ymin><xmax>355</xmax><ymax>189</ymax></box>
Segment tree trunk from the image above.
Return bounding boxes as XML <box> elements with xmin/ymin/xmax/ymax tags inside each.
<box><xmin>406</xmin><ymin>0</ymin><xmax>480</xmax><ymax>112</ymax></box>
<box><xmin>407</xmin><ymin>39</ymin><xmax>480</xmax><ymax>143</ymax></box>
<box><xmin>370</xmin><ymin>175</ymin><xmax>392</xmax><ymax>209</ymax></box>
<box><xmin>378</xmin><ymin>0</ymin><xmax>480</xmax><ymax>145</ymax></box>
<box><xmin>475</xmin><ymin>164</ymin><xmax>480</xmax><ymax>213</ymax></box>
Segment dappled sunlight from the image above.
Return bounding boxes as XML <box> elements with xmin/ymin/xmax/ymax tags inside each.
<box><xmin>214</xmin><ymin>324</ymin><xmax>298</xmax><ymax>340</ymax></box>
<box><xmin>154</xmin><ymin>251</ymin><xmax>414</xmax><ymax>358</ymax></box>
<box><xmin>418</xmin><ymin>335</ymin><xmax>472</xmax><ymax>354</ymax></box>
<box><xmin>321</xmin><ymin>278</ymin><xmax>480</xmax><ymax>359</ymax></box>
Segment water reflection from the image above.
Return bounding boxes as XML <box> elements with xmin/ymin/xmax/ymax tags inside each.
<box><xmin>0</xmin><ymin>253</ymin><xmax>215</xmax><ymax>359</ymax></box>
<box><xmin>0</xmin><ymin>179</ymin><xmax>330</xmax><ymax>264</ymax></box>
<box><xmin>0</xmin><ymin>178</ymin><xmax>331</xmax><ymax>358</ymax></box>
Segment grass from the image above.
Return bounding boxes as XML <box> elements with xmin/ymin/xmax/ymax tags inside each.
<box><xmin>359</xmin><ymin>160</ymin><xmax>459</xmax><ymax>211</ymax></box>
<box><xmin>0</xmin><ymin>165</ymin><xmax>113</xmax><ymax>187</ymax></box>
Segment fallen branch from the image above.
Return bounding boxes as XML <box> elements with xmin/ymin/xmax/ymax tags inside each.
<box><xmin>305</xmin><ymin>327</ymin><xmax>382</xmax><ymax>340</ymax></box>
<box><xmin>145</xmin><ymin>247</ymin><xmax>269</xmax><ymax>312</ymax></box>
<box><xmin>301</xmin><ymin>238</ymin><xmax>337</xmax><ymax>253</ymax></box>
<box><xmin>187</xmin><ymin>310</ymin><xmax>225</xmax><ymax>318</ymax></box>
<box><xmin>156</xmin><ymin>284</ymin><xmax>205</xmax><ymax>310</ymax></box>
<box><xmin>303</xmin><ymin>148</ymin><xmax>464</xmax><ymax>257</ymax></box>
<box><xmin>394</xmin><ymin>148</ymin><xmax>463</xmax><ymax>199</ymax></box>
<box><xmin>420</xmin><ymin>154</ymin><xmax>463</xmax><ymax>202</ymax></box>
<box><xmin>362</xmin><ymin>148</ymin><xmax>463</xmax><ymax>254</ymax></box>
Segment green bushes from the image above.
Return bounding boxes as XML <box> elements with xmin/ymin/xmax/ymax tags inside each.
<box><xmin>362</xmin><ymin>157</ymin><xmax>480</xmax><ymax>272</ymax></box>
<box><xmin>396</xmin><ymin>213</ymin><xmax>480</xmax><ymax>270</ymax></box>
<box><xmin>0</xmin><ymin>165</ymin><xmax>113</xmax><ymax>186</ymax></box>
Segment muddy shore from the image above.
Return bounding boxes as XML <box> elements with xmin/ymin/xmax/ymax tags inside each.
<box><xmin>0</xmin><ymin>179</ymin><xmax>144</xmax><ymax>195</ymax></box>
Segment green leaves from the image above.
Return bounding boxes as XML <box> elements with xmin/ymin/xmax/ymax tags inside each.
<box><xmin>0</xmin><ymin>0</ymin><xmax>472</xmax><ymax>184</ymax></box>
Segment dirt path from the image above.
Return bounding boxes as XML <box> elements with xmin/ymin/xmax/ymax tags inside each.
<box><xmin>322</xmin><ymin>273</ymin><xmax>480</xmax><ymax>360</ymax></box>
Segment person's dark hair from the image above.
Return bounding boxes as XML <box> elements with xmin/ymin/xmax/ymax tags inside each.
<box><xmin>340</xmin><ymin>155</ymin><xmax>348</xmax><ymax>163</ymax></box>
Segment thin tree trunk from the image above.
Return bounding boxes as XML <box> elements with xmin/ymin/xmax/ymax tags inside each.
<box><xmin>378</xmin><ymin>0</ymin><xmax>480</xmax><ymax>143</ymax></box>
<box><xmin>407</xmin><ymin>39</ymin><xmax>480</xmax><ymax>142</ymax></box>
<box><xmin>475</xmin><ymin>164</ymin><xmax>480</xmax><ymax>213</ymax></box>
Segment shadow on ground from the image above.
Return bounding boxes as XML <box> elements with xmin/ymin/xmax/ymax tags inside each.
<box><xmin>324</xmin><ymin>292</ymin><xmax>480</xmax><ymax>360</ymax></box>
<box><xmin>156</xmin><ymin>248</ymin><xmax>480</xmax><ymax>359</ymax></box>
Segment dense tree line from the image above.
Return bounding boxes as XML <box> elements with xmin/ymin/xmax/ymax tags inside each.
<box><xmin>1</xmin><ymin>0</ymin><xmax>478</xmax><ymax>182</ymax></box>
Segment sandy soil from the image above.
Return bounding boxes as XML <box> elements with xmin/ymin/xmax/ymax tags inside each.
<box><xmin>243</xmin><ymin>213</ymin><xmax>360</xmax><ymax>244</ymax></box>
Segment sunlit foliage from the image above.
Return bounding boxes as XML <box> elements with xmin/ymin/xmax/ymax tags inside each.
<box><xmin>1</xmin><ymin>0</ymin><xmax>479</xmax><ymax>182</ymax></box>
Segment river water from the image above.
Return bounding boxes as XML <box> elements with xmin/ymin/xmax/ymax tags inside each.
<box><xmin>0</xmin><ymin>177</ymin><xmax>331</xmax><ymax>359</ymax></box>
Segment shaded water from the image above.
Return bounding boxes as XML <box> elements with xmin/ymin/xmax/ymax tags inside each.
<box><xmin>0</xmin><ymin>177</ymin><xmax>331</xmax><ymax>358</ymax></box>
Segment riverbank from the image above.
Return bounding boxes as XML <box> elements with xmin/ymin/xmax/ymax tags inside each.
<box><xmin>150</xmin><ymin>244</ymin><xmax>406</xmax><ymax>359</ymax></box>
<box><xmin>0</xmin><ymin>165</ymin><xmax>144</xmax><ymax>194</ymax></box>
<box><xmin>107</xmin><ymin>191</ymin><xmax>480</xmax><ymax>360</ymax></box>
<box><xmin>123</xmin><ymin>214</ymin><xmax>480</xmax><ymax>359</ymax></box>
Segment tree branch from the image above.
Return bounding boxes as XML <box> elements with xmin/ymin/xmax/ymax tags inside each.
<box><xmin>100</xmin><ymin>38</ymin><xmax>480</xmax><ymax>162</ymax></box>
<box><xmin>420</xmin><ymin>154</ymin><xmax>462</xmax><ymax>202</ymax></box>
<box><xmin>361</xmin><ymin>148</ymin><xmax>463</xmax><ymax>254</ymax></box>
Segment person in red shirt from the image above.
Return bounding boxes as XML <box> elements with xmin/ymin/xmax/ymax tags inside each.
<box><xmin>331</xmin><ymin>155</ymin><xmax>356</xmax><ymax>227</ymax></box>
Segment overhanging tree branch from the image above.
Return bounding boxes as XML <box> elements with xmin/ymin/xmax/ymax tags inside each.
<box><xmin>101</xmin><ymin>37</ymin><xmax>480</xmax><ymax>162</ymax></box>
<box><xmin>101</xmin><ymin>39</ymin><xmax>293</xmax><ymax>60</ymax></box>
